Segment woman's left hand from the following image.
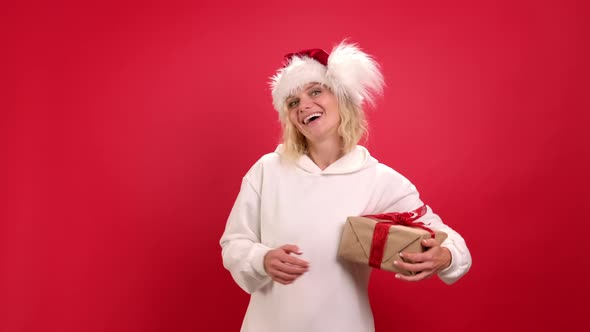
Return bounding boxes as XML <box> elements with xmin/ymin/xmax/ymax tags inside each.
<box><xmin>393</xmin><ymin>238</ymin><xmax>452</xmax><ymax>282</ymax></box>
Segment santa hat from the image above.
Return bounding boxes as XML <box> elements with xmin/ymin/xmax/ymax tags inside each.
<box><xmin>270</xmin><ymin>41</ymin><xmax>384</xmax><ymax>113</ymax></box>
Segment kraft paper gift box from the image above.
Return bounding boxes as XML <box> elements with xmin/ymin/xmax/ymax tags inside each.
<box><xmin>337</xmin><ymin>206</ymin><xmax>447</xmax><ymax>275</ymax></box>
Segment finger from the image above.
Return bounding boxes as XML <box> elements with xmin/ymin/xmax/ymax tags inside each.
<box><xmin>277</xmin><ymin>263</ymin><xmax>308</xmax><ymax>275</ymax></box>
<box><xmin>280</xmin><ymin>244</ymin><xmax>303</xmax><ymax>255</ymax></box>
<box><xmin>281</xmin><ymin>254</ymin><xmax>310</xmax><ymax>268</ymax></box>
<box><xmin>399</xmin><ymin>251</ymin><xmax>430</xmax><ymax>263</ymax></box>
<box><xmin>393</xmin><ymin>260</ymin><xmax>433</xmax><ymax>273</ymax></box>
<box><xmin>273</xmin><ymin>276</ymin><xmax>295</xmax><ymax>285</ymax></box>
<box><xmin>270</xmin><ymin>269</ymin><xmax>299</xmax><ymax>282</ymax></box>
<box><xmin>395</xmin><ymin>270</ymin><xmax>433</xmax><ymax>282</ymax></box>
<box><xmin>421</xmin><ymin>238</ymin><xmax>438</xmax><ymax>248</ymax></box>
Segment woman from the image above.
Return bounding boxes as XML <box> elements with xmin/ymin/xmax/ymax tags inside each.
<box><xmin>219</xmin><ymin>41</ymin><xmax>472</xmax><ymax>332</ymax></box>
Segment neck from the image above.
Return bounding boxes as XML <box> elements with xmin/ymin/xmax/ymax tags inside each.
<box><xmin>306</xmin><ymin>137</ymin><xmax>345</xmax><ymax>170</ymax></box>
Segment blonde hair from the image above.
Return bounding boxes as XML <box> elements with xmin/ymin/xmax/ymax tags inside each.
<box><xmin>278</xmin><ymin>94</ymin><xmax>367</xmax><ymax>161</ymax></box>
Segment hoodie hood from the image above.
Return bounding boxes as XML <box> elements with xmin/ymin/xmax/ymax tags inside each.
<box><xmin>275</xmin><ymin>144</ymin><xmax>378</xmax><ymax>175</ymax></box>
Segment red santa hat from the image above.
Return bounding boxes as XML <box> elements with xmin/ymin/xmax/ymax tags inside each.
<box><xmin>270</xmin><ymin>41</ymin><xmax>384</xmax><ymax>113</ymax></box>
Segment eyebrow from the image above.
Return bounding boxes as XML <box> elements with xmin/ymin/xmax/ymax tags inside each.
<box><xmin>303</xmin><ymin>83</ymin><xmax>321</xmax><ymax>91</ymax></box>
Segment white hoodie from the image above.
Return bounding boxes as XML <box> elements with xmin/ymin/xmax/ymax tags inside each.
<box><xmin>220</xmin><ymin>145</ymin><xmax>471</xmax><ymax>332</ymax></box>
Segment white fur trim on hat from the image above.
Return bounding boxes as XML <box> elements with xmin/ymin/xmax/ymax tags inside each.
<box><xmin>270</xmin><ymin>41</ymin><xmax>384</xmax><ymax>113</ymax></box>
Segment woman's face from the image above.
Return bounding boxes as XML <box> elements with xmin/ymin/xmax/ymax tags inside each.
<box><xmin>286</xmin><ymin>83</ymin><xmax>341</xmax><ymax>145</ymax></box>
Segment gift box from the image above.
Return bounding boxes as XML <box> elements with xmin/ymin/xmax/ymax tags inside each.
<box><xmin>337</xmin><ymin>205</ymin><xmax>447</xmax><ymax>275</ymax></box>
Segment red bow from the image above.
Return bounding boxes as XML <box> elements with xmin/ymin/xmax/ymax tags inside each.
<box><xmin>363</xmin><ymin>205</ymin><xmax>434</xmax><ymax>268</ymax></box>
<box><xmin>283</xmin><ymin>48</ymin><xmax>329</xmax><ymax>67</ymax></box>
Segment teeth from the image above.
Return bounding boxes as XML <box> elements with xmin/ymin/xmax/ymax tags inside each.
<box><xmin>303</xmin><ymin>112</ymin><xmax>322</xmax><ymax>125</ymax></box>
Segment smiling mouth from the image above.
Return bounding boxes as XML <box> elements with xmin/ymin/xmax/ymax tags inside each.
<box><xmin>303</xmin><ymin>113</ymin><xmax>322</xmax><ymax>125</ymax></box>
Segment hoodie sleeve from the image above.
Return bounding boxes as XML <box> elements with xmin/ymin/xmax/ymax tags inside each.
<box><xmin>220</xmin><ymin>175</ymin><xmax>273</xmax><ymax>294</ymax></box>
<box><xmin>377</xmin><ymin>169</ymin><xmax>472</xmax><ymax>285</ymax></box>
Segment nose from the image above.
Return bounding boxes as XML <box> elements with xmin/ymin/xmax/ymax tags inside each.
<box><xmin>298</xmin><ymin>96</ymin><xmax>313</xmax><ymax>112</ymax></box>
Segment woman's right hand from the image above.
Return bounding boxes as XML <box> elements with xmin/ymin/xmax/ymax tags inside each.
<box><xmin>263</xmin><ymin>244</ymin><xmax>310</xmax><ymax>285</ymax></box>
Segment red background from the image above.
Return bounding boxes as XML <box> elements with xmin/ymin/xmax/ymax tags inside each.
<box><xmin>2</xmin><ymin>1</ymin><xmax>589</xmax><ymax>331</ymax></box>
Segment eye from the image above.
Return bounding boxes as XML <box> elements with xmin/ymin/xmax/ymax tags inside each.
<box><xmin>287</xmin><ymin>99</ymin><xmax>299</xmax><ymax>108</ymax></box>
<box><xmin>310</xmin><ymin>89</ymin><xmax>321</xmax><ymax>96</ymax></box>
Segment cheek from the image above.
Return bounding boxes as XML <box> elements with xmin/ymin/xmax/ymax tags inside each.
<box><xmin>288</xmin><ymin>112</ymin><xmax>299</xmax><ymax>126</ymax></box>
<box><xmin>325</xmin><ymin>102</ymin><xmax>339</xmax><ymax>117</ymax></box>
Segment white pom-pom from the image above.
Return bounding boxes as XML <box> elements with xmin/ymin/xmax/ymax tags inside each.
<box><xmin>326</xmin><ymin>41</ymin><xmax>384</xmax><ymax>107</ymax></box>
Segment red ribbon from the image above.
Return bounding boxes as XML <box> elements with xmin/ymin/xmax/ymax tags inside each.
<box><xmin>363</xmin><ymin>205</ymin><xmax>434</xmax><ymax>269</ymax></box>
<box><xmin>283</xmin><ymin>48</ymin><xmax>329</xmax><ymax>67</ymax></box>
